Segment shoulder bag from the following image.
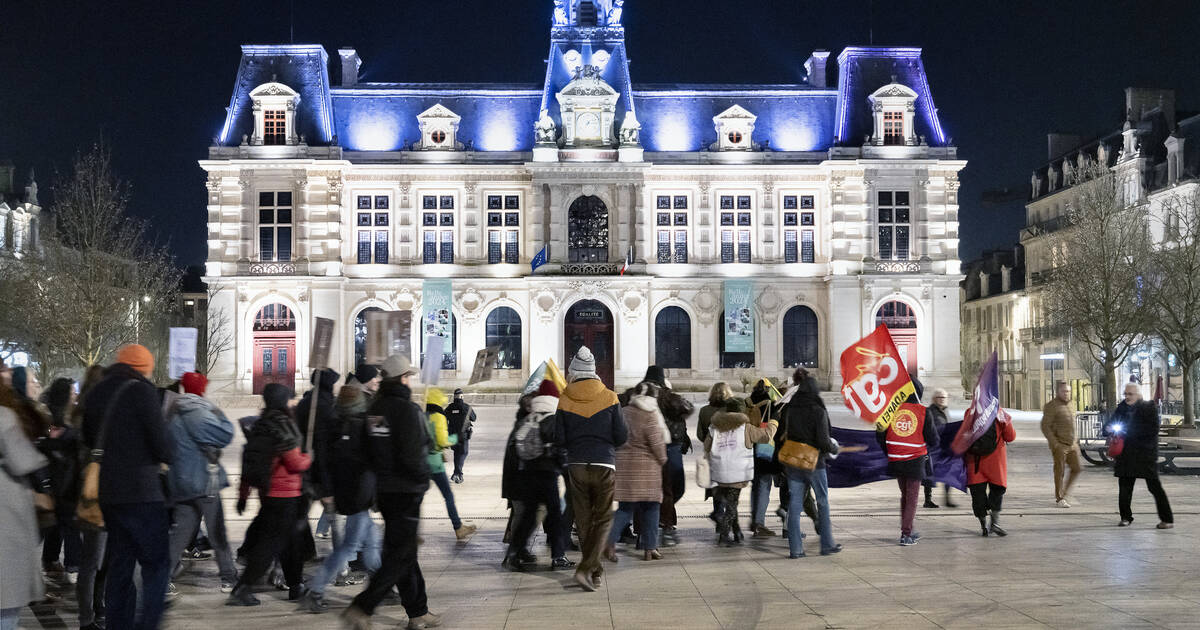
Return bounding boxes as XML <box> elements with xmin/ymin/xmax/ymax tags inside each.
<box><xmin>76</xmin><ymin>380</ymin><xmax>134</xmax><ymax>530</ymax></box>
<box><xmin>778</xmin><ymin>439</ymin><xmax>819</xmax><ymax>471</ymax></box>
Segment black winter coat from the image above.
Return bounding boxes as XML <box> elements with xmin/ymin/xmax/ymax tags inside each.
<box><xmin>295</xmin><ymin>370</ymin><xmax>339</xmax><ymax>496</ymax></box>
<box><xmin>330</xmin><ymin>398</ymin><xmax>375</xmax><ymax>515</ymax></box>
<box><xmin>620</xmin><ymin>384</ymin><xmax>694</xmax><ymax>453</ymax></box>
<box><xmin>81</xmin><ymin>363</ymin><xmax>173</xmax><ymax>505</ymax></box>
<box><xmin>445</xmin><ymin>399</ymin><xmax>476</xmax><ymax>443</ymax></box>
<box><xmin>785</xmin><ymin>394</ymin><xmax>838</xmax><ymax>469</ymax></box>
<box><xmin>1109</xmin><ymin>401</ymin><xmax>1160</xmax><ymax>479</ymax></box>
<box><xmin>366</xmin><ymin>380</ymin><xmax>431</xmax><ymax>494</ymax></box>
<box><xmin>501</xmin><ymin>405</ymin><xmax>562</xmax><ymax>502</ymax></box>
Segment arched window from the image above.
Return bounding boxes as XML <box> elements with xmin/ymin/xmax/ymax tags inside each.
<box><xmin>353</xmin><ymin>306</ymin><xmax>384</xmax><ymax>367</ymax></box>
<box><xmin>654</xmin><ymin>306</ymin><xmax>691</xmax><ymax>369</ymax></box>
<box><xmin>782</xmin><ymin>306</ymin><xmax>818</xmax><ymax>368</ymax></box>
<box><xmin>718</xmin><ymin>310</ymin><xmax>755</xmax><ymax>368</ymax></box>
<box><xmin>485</xmin><ymin>307</ymin><xmax>522</xmax><ymax>370</ymax></box>
<box><xmin>253</xmin><ymin>303</ymin><xmax>296</xmax><ymax>331</ymax></box>
<box><xmin>421</xmin><ymin>313</ymin><xmax>457</xmax><ymax>370</ymax></box>
<box><xmin>567</xmin><ymin>195</ymin><xmax>609</xmax><ymax>262</ymax></box>
<box><xmin>875</xmin><ymin>300</ymin><xmax>917</xmax><ymax>328</ymax></box>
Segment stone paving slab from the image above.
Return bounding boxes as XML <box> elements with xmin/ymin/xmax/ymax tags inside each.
<box><xmin>19</xmin><ymin>405</ymin><xmax>1200</xmax><ymax>629</ymax></box>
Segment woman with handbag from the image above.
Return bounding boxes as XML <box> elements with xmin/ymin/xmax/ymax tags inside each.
<box><xmin>780</xmin><ymin>369</ymin><xmax>842</xmax><ymax>558</ymax></box>
<box><xmin>705</xmin><ymin>398</ymin><xmax>777</xmax><ymax>546</ymax></box>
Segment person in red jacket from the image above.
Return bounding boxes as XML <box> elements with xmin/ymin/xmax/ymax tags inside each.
<box><xmin>227</xmin><ymin>384</ymin><xmax>312</xmax><ymax>606</ymax></box>
<box><xmin>954</xmin><ymin>414</ymin><xmax>1016</xmax><ymax>536</ymax></box>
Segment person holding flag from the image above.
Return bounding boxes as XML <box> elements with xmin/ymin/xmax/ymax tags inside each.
<box><xmin>951</xmin><ymin>352</ymin><xmax>1015</xmax><ymax>537</ymax></box>
<box><xmin>876</xmin><ymin>403</ymin><xmax>939</xmax><ymax>546</ymax></box>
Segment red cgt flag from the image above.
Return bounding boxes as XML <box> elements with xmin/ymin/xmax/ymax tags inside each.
<box><xmin>840</xmin><ymin>324</ymin><xmax>917</xmax><ymax>429</ymax></box>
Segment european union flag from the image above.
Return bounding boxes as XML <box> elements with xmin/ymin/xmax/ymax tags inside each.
<box><xmin>530</xmin><ymin>245</ymin><xmax>547</xmax><ymax>273</ymax></box>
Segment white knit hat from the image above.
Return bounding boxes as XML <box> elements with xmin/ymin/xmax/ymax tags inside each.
<box><xmin>568</xmin><ymin>346</ymin><xmax>598</xmax><ymax>381</ymax></box>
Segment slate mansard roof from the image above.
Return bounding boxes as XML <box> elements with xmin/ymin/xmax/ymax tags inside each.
<box><xmin>214</xmin><ymin>42</ymin><xmax>950</xmax><ymax>154</ymax></box>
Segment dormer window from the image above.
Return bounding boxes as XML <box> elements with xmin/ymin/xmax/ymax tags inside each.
<box><xmin>867</xmin><ymin>83</ymin><xmax>918</xmax><ymax>147</ymax></box>
<box><xmin>248</xmin><ymin>82</ymin><xmax>300</xmax><ymax>146</ymax></box>
<box><xmin>415</xmin><ymin>103</ymin><xmax>462</xmax><ymax>151</ymax></box>
<box><xmin>713</xmin><ymin>105</ymin><xmax>756</xmax><ymax>151</ymax></box>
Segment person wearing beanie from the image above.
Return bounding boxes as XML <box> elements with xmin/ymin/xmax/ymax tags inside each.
<box><xmin>501</xmin><ymin>380</ymin><xmax>573</xmax><ymax>572</ymax></box>
<box><xmin>445</xmin><ymin>387</ymin><xmax>477</xmax><ymax>484</ymax></box>
<box><xmin>347</xmin><ymin>364</ymin><xmax>381</xmax><ymax>397</ymax></box>
<box><xmin>163</xmin><ymin>372</ymin><xmax>238</xmax><ymax>595</ymax></box>
<box><xmin>551</xmin><ymin>346</ymin><xmax>627</xmax><ymax>592</ymax></box>
<box><xmin>80</xmin><ymin>343</ymin><xmax>172</xmax><ymax>629</ymax></box>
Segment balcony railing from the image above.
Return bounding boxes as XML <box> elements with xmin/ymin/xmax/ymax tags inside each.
<box><xmin>238</xmin><ymin>260</ymin><xmax>309</xmax><ymax>276</ymax></box>
<box><xmin>561</xmin><ymin>262</ymin><xmax>620</xmax><ymax>275</ymax></box>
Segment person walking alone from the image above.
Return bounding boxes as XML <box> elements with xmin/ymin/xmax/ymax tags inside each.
<box><xmin>343</xmin><ymin>355</ymin><xmax>441</xmax><ymax>630</ymax></box>
<box><xmin>954</xmin><ymin>411</ymin><xmax>1016</xmax><ymax>536</ymax></box>
<box><xmin>1041</xmin><ymin>381</ymin><xmax>1081</xmax><ymax>508</ymax></box>
<box><xmin>605</xmin><ymin>382</ymin><xmax>668</xmax><ymax>562</ymax></box>
<box><xmin>876</xmin><ymin>401</ymin><xmax>939</xmax><ymax>546</ymax></box>
<box><xmin>1108</xmin><ymin>383</ymin><xmax>1173</xmax><ymax>529</ymax></box>
<box><xmin>553</xmin><ymin>346</ymin><xmax>627</xmax><ymax>592</ymax></box>
<box><xmin>424</xmin><ymin>387</ymin><xmax>477</xmax><ymax>541</ymax></box>
<box><xmin>445</xmin><ymin>388</ymin><xmax>476</xmax><ymax>484</ymax></box>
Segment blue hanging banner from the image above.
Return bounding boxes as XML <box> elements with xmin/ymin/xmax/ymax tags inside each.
<box><xmin>723</xmin><ymin>280</ymin><xmax>755</xmax><ymax>353</ymax></box>
<box><xmin>422</xmin><ymin>279</ymin><xmax>454</xmax><ymax>369</ymax></box>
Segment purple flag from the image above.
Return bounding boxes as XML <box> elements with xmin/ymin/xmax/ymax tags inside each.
<box><xmin>952</xmin><ymin>351</ymin><xmax>1001</xmax><ymax>453</ymax></box>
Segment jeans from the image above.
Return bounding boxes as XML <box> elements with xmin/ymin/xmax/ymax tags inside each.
<box><xmin>968</xmin><ymin>483</ymin><xmax>1006</xmax><ymax>517</ymax></box>
<box><xmin>785</xmin><ymin>466</ymin><xmax>836</xmax><ymax>555</ymax></box>
<box><xmin>0</xmin><ymin>608</ymin><xmax>19</xmax><ymax>630</ymax></box>
<box><xmin>1118</xmin><ymin>476</ymin><xmax>1173</xmax><ymax>523</ymax></box>
<box><xmin>309</xmin><ymin>510</ymin><xmax>382</xmax><ymax>596</ymax></box>
<box><xmin>430</xmin><ymin>471</ymin><xmax>462</xmax><ymax>530</ymax></box>
<box><xmin>897</xmin><ymin>477</ymin><xmax>920</xmax><ymax>537</ymax></box>
<box><xmin>236</xmin><ymin>497</ymin><xmax>304</xmax><ymax>590</ymax></box>
<box><xmin>508</xmin><ymin>472</ymin><xmax>568</xmax><ymax>559</ymax></box>
<box><xmin>315</xmin><ymin>497</ymin><xmax>345</xmax><ymax>548</ymax></box>
<box><xmin>750</xmin><ymin>471</ymin><xmax>775</xmax><ymax>526</ymax></box>
<box><xmin>609</xmin><ymin>501</ymin><xmax>661</xmax><ymax>550</ymax></box>
<box><xmin>167</xmin><ymin>495</ymin><xmax>238</xmax><ymax>583</ymax></box>
<box><xmin>101</xmin><ymin>502</ymin><xmax>171</xmax><ymax>630</ymax></box>
<box><xmin>659</xmin><ymin>445</ymin><xmax>684</xmax><ymax>528</ymax></box>
<box><xmin>352</xmin><ymin>492</ymin><xmax>427</xmax><ymax>619</ymax></box>
<box><xmin>567</xmin><ymin>464</ymin><xmax>615</xmax><ymax>578</ymax></box>
<box><xmin>452</xmin><ymin>441</ymin><xmax>469</xmax><ymax>477</ymax></box>
<box><xmin>1051</xmin><ymin>445</ymin><xmax>1082</xmax><ymax>501</ymax></box>
<box><xmin>712</xmin><ymin>487</ymin><xmax>742</xmax><ymax>537</ymax></box>
<box><xmin>78</xmin><ymin>528</ymin><xmax>107</xmax><ymax>627</ymax></box>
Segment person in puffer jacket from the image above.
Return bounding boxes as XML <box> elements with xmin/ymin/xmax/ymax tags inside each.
<box><xmin>227</xmin><ymin>384</ymin><xmax>311</xmax><ymax>606</ymax></box>
<box><xmin>425</xmin><ymin>387</ymin><xmax>477</xmax><ymax>541</ymax></box>
<box><xmin>705</xmin><ymin>398</ymin><xmax>777</xmax><ymax>547</ymax></box>
<box><xmin>164</xmin><ymin>372</ymin><xmax>238</xmax><ymax>593</ymax></box>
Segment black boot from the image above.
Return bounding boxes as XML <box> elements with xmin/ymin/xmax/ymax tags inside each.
<box><xmin>225</xmin><ymin>584</ymin><xmax>261</xmax><ymax>606</ymax></box>
<box><xmin>731</xmin><ymin>522</ymin><xmax>744</xmax><ymax>543</ymax></box>
<box><xmin>989</xmin><ymin>511</ymin><xmax>1007</xmax><ymax>537</ymax></box>
<box><xmin>923</xmin><ymin>486</ymin><xmax>939</xmax><ymax>509</ymax></box>
<box><xmin>978</xmin><ymin>517</ymin><xmax>989</xmax><ymax>537</ymax></box>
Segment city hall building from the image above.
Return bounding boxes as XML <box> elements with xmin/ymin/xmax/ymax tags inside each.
<box><xmin>202</xmin><ymin>0</ymin><xmax>965</xmax><ymax>394</ymax></box>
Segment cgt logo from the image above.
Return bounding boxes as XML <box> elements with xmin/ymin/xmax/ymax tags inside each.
<box><xmin>842</xmin><ymin>347</ymin><xmax>903</xmax><ymax>418</ymax></box>
<box><xmin>891</xmin><ymin>408</ymin><xmax>918</xmax><ymax>437</ymax></box>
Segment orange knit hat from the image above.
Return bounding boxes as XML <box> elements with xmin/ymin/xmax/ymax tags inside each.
<box><xmin>115</xmin><ymin>343</ymin><xmax>154</xmax><ymax>377</ymax></box>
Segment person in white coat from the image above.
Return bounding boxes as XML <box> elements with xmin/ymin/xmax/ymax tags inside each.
<box><xmin>0</xmin><ymin>394</ymin><xmax>50</xmax><ymax>630</ymax></box>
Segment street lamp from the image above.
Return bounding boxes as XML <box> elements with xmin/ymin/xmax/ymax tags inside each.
<box><xmin>1041</xmin><ymin>352</ymin><xmax>1065</xmax><ymax>400</ymax></box>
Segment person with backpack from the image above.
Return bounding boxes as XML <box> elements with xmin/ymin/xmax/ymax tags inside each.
<box><xmin>425</xmin><ymin>387</ymin><xmax>477</xmax><ymax>541</ymax></box>
<box><xmin>163</xmin><ymin>372</ymin><xmax>239</xmax><ymax>595</ymax></box>
<box><xmin>603</xmin><ymin>381</ymin><xmax>669</xmax><ymax>562</ymax></box>
<box><xmin>707</xmin><ymin>397</ymin><xmax>778</xmax><ymax>546</ymax></box>
<box><xmin>80</xmin><ymin>344</ymin><xmax>174</xmax><ymax>630</ymax></box>
<box><xmin>297</xmin><ymin>384</ymin><xmax>382</xmax><ymax>613</ymax></box>
<box><xmin>343</xmin><ymin>354</ymin><xmax>441</xmax><ymax>630</ymax></box>
<box><xmin>501</xmin><ymin>380</ymin><xmax>574</xmax><ymax>571</ymax></box>
<box><xmin>781</xmin><ymin>369</ymin><xmax>842</xmax><ymax>558</ymax></box>
<box><xmin>227</xmin><ymin>383</ymin><xmax>311</xmax><ymax>606</ymax></box>
<box><xmin>875</xmin><ymin>399</ymin><xmax>939</xmax><ymax>546</ymax></box>
<box><xmin>445</xmin><ymin>388</ymin><xmax>476</xmax><ymax>484</ymax></box>
<box><xmin>953</xmin><ymin>408</ymin><xmax>1016</xmax><ymax>536</ymax></box>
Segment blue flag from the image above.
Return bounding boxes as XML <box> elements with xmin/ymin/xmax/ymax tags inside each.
<box><xmin>531</xmin><ymin>246</ymin><xmax>547</xmax><ymax>273</ymax></box>
<box><xmin>826</xmin><ymin>421</ymin><xmax>967</xmax><ymax>491</ymax></box>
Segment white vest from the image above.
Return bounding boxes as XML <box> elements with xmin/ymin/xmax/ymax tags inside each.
<box><xmin>710</xmin><ymin>424</ymin><xmax>754</xmax><ymax>484</ymax></box>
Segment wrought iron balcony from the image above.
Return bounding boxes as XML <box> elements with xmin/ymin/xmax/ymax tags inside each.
<box><xmin>561</xmin><ymin>262</ymin><xmax>620</xmax><ymax>275</ymax></box>
<box><xmin>865</xmin><ymin>259</ymin><xmax>931</xmax><ymax>274</ymax></box>
<box><xmin>237</xmin><ymin>260</ymin><xmax>309</xmax><ymax>276</ymax></box>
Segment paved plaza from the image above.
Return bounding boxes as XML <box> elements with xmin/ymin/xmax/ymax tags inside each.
<box><xmin>22</xmin><ymin>404</ymin><xmax>1200</xmax><ymax>629</ymax></box>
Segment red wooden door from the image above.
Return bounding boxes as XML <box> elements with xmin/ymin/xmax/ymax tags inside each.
<box><xmin>565</xmin><ymin>300</ymin><xmax>615</xmax><ymax>389</ymax></box>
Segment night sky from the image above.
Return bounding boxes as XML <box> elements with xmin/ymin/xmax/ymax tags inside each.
<box><xmin>2</xmin><ymin>0</ymin><xmax>1198</xmax><ymax>267</ymax></box>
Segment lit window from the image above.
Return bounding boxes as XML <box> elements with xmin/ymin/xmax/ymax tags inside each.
<box><xmin>728</xmin><ymin>131</ymin><xmax>743</xmax><ymax>144</ymax></box>
<box><xmin>356</xmin><ymin>194</ymin><xmax>390</xmax><ymax>264</ymax></box>
<box><xmin>883</xmin><ymin>111</ymin><xmax>904</xmax><ymax>146</ymax></box>
<box><xmin>263</xmin><ymin>110</ymin><xmax>286</xmax><ymax>145</ymax></box>
<box><xmin>421</xmin><ymin>193</ymin><xmax>457</xmax><ymax>263</ymax></box>
<box><xmin>785</xmin><ymin>230</ymin><xmax>798</xmax><ymax>263</ymax></box>
<box><xmin>488</xmin><ymin>230</ymin><xmax>502</xmax><ymax>264</ymax></box>
<box><xmin>487</xmin><ymin>194</ymin><xmax>520</xmax><ymax>264</ymax></box>
<box><xmin>738</xmin><ymin>230</ymin><xmax>751</xmax><ymax>263</ymax></box>
<box><xmin>257</xmin><ymin>191</ymin><xmax>292</xmax><ymax>262</ymax></box>
<box><xmin>653</xmin><ymin>193</ymin><xmax>688</xmax><ymax>263</ymax></box>
<box><xmin>485</xmin><ymin>307</ymin><xmax>522</xmax><ymax>369</ymax></box>
<box><xmin>877</xmin><ymin>191</ymin><xmax>911</xmax><ymax>260</ymax></box>
<box><xmin>431</xmin><ymin>130</ymin><xmax>447</xmax><ymax>144</ymax></box>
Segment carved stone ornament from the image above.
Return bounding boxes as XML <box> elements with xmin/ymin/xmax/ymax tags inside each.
<box><xmin>394</xmin><ymin>286</ymin><xmax>418</xmax><ymax>312</ymax></box>
<box><xmin>532</xmin><ymin>287</ymin><xmax>563</xmax><ymax>324</ymax></box>
<box><xmin>237</xmin><ymin>285</ymin><xmax>249</xmax><ymax>303</ymax></box>
<box><xmin>693</xmin><ymin>286</ymin><xmax>720</xmax><ymax>325</ymax></box>
<box><xmin>568</xmin><ymin>279</ymin><xmax>610</xmax><ymax>298</ymax></box>
<box><xmin>206</xmin><ymin>174</ymin><xmax>223</xmax><ymax>193</ymax></box>
<box><xmin>238</xmin><ymin>171</ymin><xmax>252</xmax><ymax>189</ymax></box>
<box><xmin>297</xmin><ymin>287</ymin><xmax>309</xmax><ymax>303</ymax></box>
<box><xmin>456</xmin><ymin>287</ymin><xmax>485</xmax><ymax>323</ymax></box>
<box><xmin>618</xmin><ymin>288</ymin><xmax>646</xmax><ymax>324</ymax></box>
<box><xmin>535</xmin><ymin>109</ymin><xmax>558</xmax><ymax>145</ymax></box>
<box><xmin>921</xmin><ymin>281</ymin><xmax>933</xmax><ymax>300</ymax></box>
<box><xmin>754</xmin><ymin>286</ymin><xmax>784</xmax><ymax>321</ymax></box>
<box><xmin>862</xmin><ymin>280</ymin><xmax>875</xmax><ymax>305</ymax></box>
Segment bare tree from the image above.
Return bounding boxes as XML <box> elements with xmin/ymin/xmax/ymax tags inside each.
<box><xmin>0</xmin><ymin>143</ymin><xmax>180</xmax><ymax>374</ymax></box>
<box><xmin>1043</xmin><ymin>162</ymin><xmax>1153</xmax><ymax>411</ymax></box>
<box><xmin>197</xmin><ymin>284</ymin><xmax>236</xmax><ymax>375</ymax></box>
<box><xmin>1145</xmin><ymin>186</ymin><xmax>1200</xmax><ymax>425</ymax></box>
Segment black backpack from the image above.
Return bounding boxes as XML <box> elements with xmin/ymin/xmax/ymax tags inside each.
<box><xmin>966</xmin><ymin>421</ymin><xmax>999</xmax><ymax>457</ymax></box>
<box><xmin>330</xmin><ymin>414</ymin><xmax>376</xmax><ymax>514</ymax></box>
<box><xmin>240</xmin><ymin>432</ymin><xmax>275</xmax><ymax>492</ymax></box>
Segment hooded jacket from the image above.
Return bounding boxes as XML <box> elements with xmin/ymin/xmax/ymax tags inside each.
<box><xmin>785</xmin><ymin>389</ymin><xmax>839</xmax><ymax>470</ymax></box>
<box><xmin>425</xmin><ymin>387</ymin><xmax>457</xmax><ymax>474</ymax></box>
<box><xmin>1108</xmin><ymin>400</ymin><xmax>1160</xmax><ymax>479</ymax></box>
<box><xmin>704</xmin><ymin>408</ymin><xmax>777</xmax><ymax>487</ymax></box>
<box><xmin>553</xmin><ymin>378</ymin><xmax>627</xmax><ymax>466</ymax></box>
<box><xmin>501</xmin><ymin>395</ymin><xmax>563</xmax><ymax>501</ymax></box>
<box><xmin>166</xmin><ymin>394</ymin><xmax>234</xmax><ymax>501</ymax></box>
<box><xmin>331</xmin><ymin>387</ymin><xmax>375</xmax><ymax>515</ymax></box>
<box><xmin>367</xmin><ymin>379</ymin><xmax>432</xmax><ymax>494</ymax></box>
<box><xmin>613</xmin><ymin>395</ymin><xmax>669</xmax><ymax>502</ymax></box>
<box><xmin>81</xmin><ymin>363</ymin><xmax>173</xmax><ymax>505</ymax></box>
<box><xmin>295</xmin><ymin>368</ymin><xmax>340</xmax><ymax>496</ymax></box>
<box><xmin>445</xmin><ymin>396</ymin><xmax>476</xmax><ymax>443</ymax></box>
<box><xmin>238</xmin><ymin>408</ymin><xmax>311</xmax><ymax>499</ymax></box>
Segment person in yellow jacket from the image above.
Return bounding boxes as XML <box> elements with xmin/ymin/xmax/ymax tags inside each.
<box><xmin>1040</xmin><ymin>381</ymin><xmax>1080</xmax><ymax>508</ymax></box>
<box><xmin>425</xmin><ymin>387</ymin><xmax>477</xmax><ymax>540</ymax></box>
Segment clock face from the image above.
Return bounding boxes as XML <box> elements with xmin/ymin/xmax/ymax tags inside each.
<box><xmin>577</xmin><ymin>113</ymin><xmax>600</xmax><ymax>138</ymax></box>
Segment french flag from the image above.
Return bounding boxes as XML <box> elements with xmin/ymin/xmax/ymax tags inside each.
<box><xmin>619</xmin><ymin>245</ymin><xmax>634</xmax><ymax>275</ymax></box>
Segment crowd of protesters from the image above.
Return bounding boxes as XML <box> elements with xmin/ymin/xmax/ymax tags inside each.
<box><xmin>0</xmin><ymin>343</ymin><xmax>1176</xmax><ymax>629</ymax></box>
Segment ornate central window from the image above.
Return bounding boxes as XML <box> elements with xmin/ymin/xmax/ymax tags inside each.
<box><xmin>421</xmin><ymin>193</ymin><xmax>457</xmax><ymax>263</ymax></box>
<box><xmin>355</xmin><ymin>194</ymin><xmax>390</xmax><ymax>264</ymax></box>
<box><xmin>257</xmin><ymin>191</ymin><xmax>293</xmax><ymax>262</ymax></box>
<box><xmin>486</xmin><ymin>194</ymin><xmax>521</xmax><ymax>264</ymax></box>
<box><xmin>877</xmin><ymin>190</ymin><xmax>911</xmax><ymax>261</ymax></box>
<box><xmin>654</xmin><ymin>193</ymin><xmax>689</xmax><ymax>264</ymax></box>
<box><xmin>568</xmin><ymin>195</ymin><xmax>609</xmax><ymax>262</ymax></box>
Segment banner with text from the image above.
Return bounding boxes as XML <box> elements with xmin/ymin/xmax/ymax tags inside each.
<box><xmin>422</xmin><ymin>279</ymin><xmax>455</xmax><ymax>369</ymax></box>
<box><xmin>723</xmin><ymin>280</ymin><xmax>755</xmax><ymax>354</ymax></box>
<box><xmin>839</xmin><ymin>324</ymin><xmax>917</xmax><ymax>429</ymax></box>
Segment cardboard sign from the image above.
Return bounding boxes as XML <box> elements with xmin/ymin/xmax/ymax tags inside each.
<box><xmin>468</xmin><ymin>346</ymin><xmax>501</xmax><ymax>385</ymax></box>
<box><xmin>309</xmin><ymin>317</ymin><xmax>334</xmax><ymax>369</ymax></box>
<box><xmin>167</xmin><ymin>327</ymin><xmax>198</xmax><ymax>379</ymax></box>
<box><xmin>839</xmin><ymin>324</ymin><xmax>916</xmax><ymax>429</ymax></box>
<box><xmin>365</xmin><ymin>310</ymin><xmax>412</xmax><ymax>365</ymax></box>
<box><xmin>421</xmin><ymin>335</ymin><xmax>444</xmax><ymax>385</ymax></box>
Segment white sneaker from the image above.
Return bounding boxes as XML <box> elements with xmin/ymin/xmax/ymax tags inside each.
<box><xmin>1056</xmin><ymin>498</ymin><xmax>1071</xmax><ymax>508</ymax></box>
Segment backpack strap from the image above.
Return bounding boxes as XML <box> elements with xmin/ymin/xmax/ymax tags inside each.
<box><xmin>94</xmin><ymin>379</ymin><xmax>137</xmax><ymax>463</ymax></box>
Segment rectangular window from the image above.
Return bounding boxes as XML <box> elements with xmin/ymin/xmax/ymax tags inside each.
<box><xmin>374</xmin><ymin>213</ymin><xmax>389</xmax><ymax>226</ymax></box>
<box><xmin>260</xmin><ymin>227</ymin><xmax>274</xmax><ymax>262</ymax></box>
<box><xmin>877</xmin><ymin>190</ymin><xmax>911</xmax><ymax>260</ymax></box>
<box><xmin>262</xmin><ymin>347</ymin><xmax>272</xmax><ymax>374</ymax></box>
<box><xmin>440</xmin><ymin>230</ymin><xmax>454</xmax><ymax>263</ymax></box>
<box><xmin>657</xmin><ymin>195</ymin><xmax>671</xmax><ymax>209</ymax></box>
<box><xmin>257</xmin><ymin>191</ymin><xmax>292</xmax><ymax>262</ymax></box>
<box><xmin>423</xmin><ymin>196</ymin><xmax>437</xmax><ymax>210</ymax></box>
<box><xmin>737</xmin><ymin>195</ymin><xmax>752</xmax><ymax>210</ymax></box>
<box><xmin>737</xmin><ymin>212</ymin><xmax>751</xmax><ymax>226</ymax></box>
<box><xmin>375</xmin><ymin>230</ymin><xmax>388</xmax><ymax>264</ymax></box>
<box><xmin>505</xmin><ymin>212</ymin><xmax>519</xmax><ymax>226</ymax></box>
<box><xmin>263</xmin><ymin>110</ymin><xmax>286</xmax><ymax>145</ymax></box>
<box><xmin>801</xmin><ymin>229</ymin><xmax>814</xmax><ymax>263</ymax></box>
<box><xmin>488</xmin><ymin>230</ymin><xmax>502</xmax><ymax>264</ymax></box>
<box><xmin>505</xmin><ymin>230</ymin><xmax>519</xmax><ymax>263</ymax></box>
<box><xmin>673</xmin><ymin>213</ymin><xmax>687</xmax><ymax>226</ymax></box>
<box><xmin>801</xmin><ymin>195</ymin><xmax>815</xmax><ymax>209</ymax></box>
<box><xmin>504</xmin><ymin>195</ymin><xmax>520</xmax><ymax>210</ymax></box>
<box><xmin>276</xmin><ymin>228</ymin><xmax>291</xmax><ymax>262</ymax></box>
<box><xmin>738</xmin><ymin>230</ymin><xmax>751</xmax><ymax>263</ymax></box>
<box><xmin>374</xmin><ymin>195</ymin><xmax>389</xmax><ymax>210</ymax></box>
<box><xmin>884</xmin><ymin>111</ymin><xmax>904</xmax><ymax>145</ymax></box>
<box><xmin>439</xmin><ymin>195</ymin><xmax>454</xmax><ymax>209</ymax></box>
<box><xmin>423</xmin><ymin>213</ymin><xmax>437</xmax><ymax>226</ymax></box>
<box><xmin>784</xmin><ymin>230</ymin><xmax>798</xmax><ymax>263</ymax></box>
<box><xmin>358</xmin><ymin>231</ymin><xmax>371</xmax><ymax>264</ymax></box>
<box><xmin>721</xmin><ymin>230</ymin><xmax>734</xmax><ymax>263</ymax></box>
<box><xmin>357</xmin><ymin>195</ymin><xmax>372</xmax><ymax>209</ymax></box>
<box><xmin>487</xmin><ymin>195</ymin><xmax>502</xmax><ymax>210</ymax></box>
<box><xmin>783</xmin><ymin>195</ymin><xmax>798</xmax><ymax>210</ymax></box>
<box><xmin>801</xmin><ymin>212</ymin><xmax>814</xmax><ymax>226</ymax></box>
<box><xmin>784</xmin><ymin>212</ymin><xmax>797</xmax><ymax>226</ymax></box>
<box><xmin>277</xmin><ymin>347</ymin><xmax>288</xmax><ymax>375</ymax></box>
<box><xmin>357</xmin><ymin>213</ymin><xmax>371</xmax><ymax>227</ymax></box>
<box><xmin>487</xmin><ymin>212</ymin><xmax>502</xmax><ymax>227</ymax></box>
<box><xmin>423</xmin><ymin>232</ymin><xmax>437</xmax><ymax>263</ymax></box>
<box><xmin>673</xmin><ymin>195</ymin><xmax>688</xmax><ymax>209</ymax></box>
<box><xmin>720</xmin><ymin>195</ymin><xmax>734</xmax><ymax>210</ymax></box>
<box><xmin>673</xmin><ymin>230</ymin><xmax>687</xmax><ymax>263</ymax></box>
<box><xmin>720</xmin><ymin>212</ymin><xmax>734</xmax><ymax>226</ymax></box>
<box><xmin>658</xmin><ymin>230</ymin><xmax>671</xmax><ymax>263</ymax></box>
<box><xmin>440</xmin><ymin>213</ymin><xmax>454</xmax><ymax>226</ymax></box>
<box><xmin>657</xmin><ymin>213</ymin><xmax>671</xmax><ymax>226</ymax></box>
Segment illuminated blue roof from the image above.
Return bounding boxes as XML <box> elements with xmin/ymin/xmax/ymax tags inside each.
<box><xmin>835</xmin><ymin>47</ymin><xmax>947</xmax><ymax>145</ymax></box>
<box><xmin>219</xmin><ymin>45</ymin><xmax>333</xmax><ymax>145</ymax></box>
